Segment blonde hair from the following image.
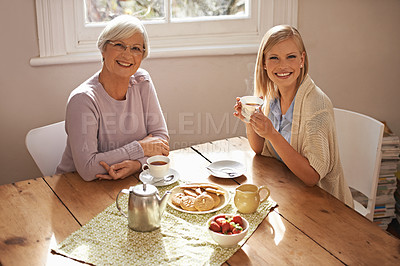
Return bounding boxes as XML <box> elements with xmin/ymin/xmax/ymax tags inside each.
<box><xmin>97</xmin><ymin>15</ymin><xmax>150</xmax><ymax>59</ymax></box>
<box><xmin>254</xmin><ymin>25</ymin><xmax>308</xmax><ymax>99</ymax></box>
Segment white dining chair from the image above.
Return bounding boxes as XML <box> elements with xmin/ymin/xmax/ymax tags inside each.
<box><xmin>25</xmin><ymin>121</ymin><xmax>67</xmax><ymax>176</ymax></box>
<box><xmin>334</xmin><ymin>108</ymin><xmax>384</xmax><ymax>221</ymax></box>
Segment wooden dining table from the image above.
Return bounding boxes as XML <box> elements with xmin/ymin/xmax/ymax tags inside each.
<box><xmin>1</xmin><ymin>137</ymin><xmax>399</xmax><ymax>265</ymax></box>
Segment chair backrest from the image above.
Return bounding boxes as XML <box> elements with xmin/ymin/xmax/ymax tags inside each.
<box><xmin>334</xmin><ymin>108</ymin><xmax>384</xmax><ymax>221</ymax></box>
<box><xmin>25</xmin><ymin>121</ymin><xmax>67</xmax><ymax>176</ymax></box>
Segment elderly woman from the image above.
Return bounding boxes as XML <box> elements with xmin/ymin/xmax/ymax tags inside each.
<box><xmin>56</xmin><ymin>15</ymin><xmax>169</xmax><ymax>181</ymax></box>
<box><xmin>234</xmin><ymin>25</ymin><xmax>353</xmax><ymax>207</ymax></box>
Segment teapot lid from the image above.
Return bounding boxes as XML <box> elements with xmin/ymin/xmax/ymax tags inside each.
<box><xmin>132</xmin><ymin>183</ymin><xmax>157</xmax><ymax>196</ymax></box>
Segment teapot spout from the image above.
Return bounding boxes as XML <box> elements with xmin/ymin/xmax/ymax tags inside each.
<box><xmin>159</xmin><ymin>191</ymin><xmax>171</xmax><ymax>215</ymax></box>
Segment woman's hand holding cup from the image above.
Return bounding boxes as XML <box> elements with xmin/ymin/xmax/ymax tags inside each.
<box><xmin>233</xmin><ymin>97</ymin><xmax>247</xmax><ymax>122</ymax></box>
<box><xmin>234</xmin><ymin>96</ymin><xmax>264</xmax><ymax>123</ymax></box>
<box><xmin>239</xmin><ymin>96</ymin><xmax>264</xmax><ymax>123</ymax></box>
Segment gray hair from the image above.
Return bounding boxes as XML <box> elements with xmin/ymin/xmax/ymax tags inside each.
<box><xmin>97</xmin><ymin>15</ymin><xmax>150</xmax><ymax>59</ymax></box>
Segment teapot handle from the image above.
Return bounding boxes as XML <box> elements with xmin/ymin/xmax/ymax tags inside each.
<box><xmin>116</xmin><ymin>189</ymin><xmax>130</xmax><ymax>218</ymax></box>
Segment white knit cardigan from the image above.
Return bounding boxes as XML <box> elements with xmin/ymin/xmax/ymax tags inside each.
<box><xmin>261</xmin><ymin>75</ymin><xmax>354</xmax><ymax>207</ymax></box>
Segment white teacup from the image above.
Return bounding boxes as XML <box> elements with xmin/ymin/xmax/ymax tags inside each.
<box><xmin>240</xmin><ymin>96</ymin><xmax>264</xmax><ymax>123</ymax></box>
<box><xmin>142</xmin><ymin>155</ymin><xmax>170</xmax><ymax>181</ymax></box>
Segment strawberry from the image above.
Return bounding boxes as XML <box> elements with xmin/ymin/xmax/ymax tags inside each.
<box><xmin>209</xmin><ymin>221</ymin><xmax>221</xmax><ymax>232</ymax></box>
<box><xmin>232</xmin><ymin>227</ymin><xmax>243</xmax><ymax>234</ymax></box>
<box><xmin>232</xmin><ymin>215</ymin><xmax>243</xmax><ymax>227</ymax></box>
<box><xmin>221</xmin><ymin>220</ymin><xmax>230</xmax><ymax>234</ymax></box>
<box><xmin>213</xmin><ymin>214</ymin><xmax>226</xmax><ymax>221</ymax></box>
<box><xmin>215</xmin><ymin>217</ymin><xmax>226</xmax><ymax>227</ymax></box>
<box><xmin>229</xmin><ymin>222</ymin><xmax>235</xmax><ymax>232</ymax></box>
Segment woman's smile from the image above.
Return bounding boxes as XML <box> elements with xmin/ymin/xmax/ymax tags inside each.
<box><xmin>275</xmin><ymin>72</ymin><xmax>292</xmax><ymax>78</ymax></box>
<box><xmin>116</xmin><ymin>60</ymin><xmax>133</xmax><ymax>67</ymax></box>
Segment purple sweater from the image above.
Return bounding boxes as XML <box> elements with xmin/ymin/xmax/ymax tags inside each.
<box><xmin>56</xmin><ymin>68</ymin><xmax>169</xmax><ymax>181</ymax></box>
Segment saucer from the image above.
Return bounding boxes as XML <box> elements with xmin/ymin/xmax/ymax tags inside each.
<box><xmin>139</xmin><ymin>168</ymin><xmax>180</xmax><ymax>186</ymax></box>
<box><xmin>206</xmin><ymin>160</ymin><xmax>246</xmax><ymax>178</ymax></box>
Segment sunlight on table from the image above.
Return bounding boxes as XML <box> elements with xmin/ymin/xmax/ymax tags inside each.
<box><xmin>46</xmin><ymin>234</ymin><xmax>84</xmax><ymax>265</ymax></box>
<box><xmin>269</xmin><ymin>210</ymin><xmax>286</xmax><ymax>245</ymax></box>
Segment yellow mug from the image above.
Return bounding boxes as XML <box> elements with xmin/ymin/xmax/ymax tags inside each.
<box><xmin>234</xmin><ymin>184</ymin><xmax>270</xmax><ymax>213</ymax></box>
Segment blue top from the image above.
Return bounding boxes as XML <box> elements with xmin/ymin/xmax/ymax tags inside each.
<box><xmin>267</xmin><ymin>96</ymin><xmax>296</xmax><ymax>161</ymax></box>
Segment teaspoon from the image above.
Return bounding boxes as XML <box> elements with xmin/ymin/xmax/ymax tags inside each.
<box><xmin>152</xmin><ymin>174</ymin><xmax>174</xmax><ymax>185</ymax></box>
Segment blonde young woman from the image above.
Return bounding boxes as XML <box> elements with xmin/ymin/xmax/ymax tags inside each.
<box><xmin>234</xmin><ymin>25</ymin><xmax>353</xmax><ymax>207</ymax></box>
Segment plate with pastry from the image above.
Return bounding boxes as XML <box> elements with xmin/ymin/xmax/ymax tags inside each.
<box><xmin>168</xmin><ymin>183</ymin><xmax>230</xmax><ymax>214</ymax></box>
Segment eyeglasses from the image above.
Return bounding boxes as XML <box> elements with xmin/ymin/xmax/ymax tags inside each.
<box><xmin>107</xmin><ymin>41</ymin><xmax>144</xmax><ymax>56</ymax></box>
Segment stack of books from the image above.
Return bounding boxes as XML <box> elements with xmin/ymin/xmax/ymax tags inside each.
<box><xmin>395</xmin><ymin>171</ymin><xmax>400</xmax><ymax>225</ymax></box>
<box><xmin>373</xmin><ymin>125</ymin><xmax>400</xmax><ymax>230</ymax></box>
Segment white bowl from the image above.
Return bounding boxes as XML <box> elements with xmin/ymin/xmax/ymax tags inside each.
<box><xmin>207</xmin><ymin>213</ymin><xmax>249</xmax><ymax>247</ymax></box>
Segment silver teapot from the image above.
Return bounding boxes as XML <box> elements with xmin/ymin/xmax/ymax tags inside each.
<box><xmin>116</xmin><ymin>183</ymin><xmax>171</xmax><ymax>232</ymax></box>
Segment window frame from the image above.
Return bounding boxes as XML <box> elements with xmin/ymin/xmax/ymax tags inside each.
<box><xmin>31</xmin><ymin>0</ymin><xmax>298</xmax><ymax>66</ymax></box>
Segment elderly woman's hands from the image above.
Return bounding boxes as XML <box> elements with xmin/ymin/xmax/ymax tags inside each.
<box><xmin>138</xmin><ymin>134</ymin><xmax>170</xmax><ymax>157</ymax></box>
<box><xmin>96</xmin><ymin>134</ymin><xmax>169</xmax><ymax>180</ymax></box>
<box><xmin>96</xmin><ymin>160</ymin><xmax>141</xmax><ymax>180</ymax></box>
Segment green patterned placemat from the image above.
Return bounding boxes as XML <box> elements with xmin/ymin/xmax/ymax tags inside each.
<box><xmin>55</xmin><ymin>182</ymin><xmax>276</xmax><ymax>265</ymax></box>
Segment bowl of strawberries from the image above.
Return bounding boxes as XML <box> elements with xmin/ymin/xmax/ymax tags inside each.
<box><xmin>207</xmin><ymin>213</ymin><xmax>249</xmax><ymax>247</ymax></box>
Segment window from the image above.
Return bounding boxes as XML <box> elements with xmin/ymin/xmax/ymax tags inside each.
<box><xmin>85</xmin><ymin>0</ymin><xmax>247</xmax><ymax>22</ymax></box>
<box><xmin>31</xmin><ymin>0</ymin><xmax>298</xmax><ymax>66</ymax></box>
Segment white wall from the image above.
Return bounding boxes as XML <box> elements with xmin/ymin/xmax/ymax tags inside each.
<box><xmin>299</xmin><ymin>0</ymin><xmax>400</xmax><ymax>131</ymax></box>
<box><xmin>0</xmin><ymin>0</ymin><xmax>399</xmax><ymax>185</ymax></box>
